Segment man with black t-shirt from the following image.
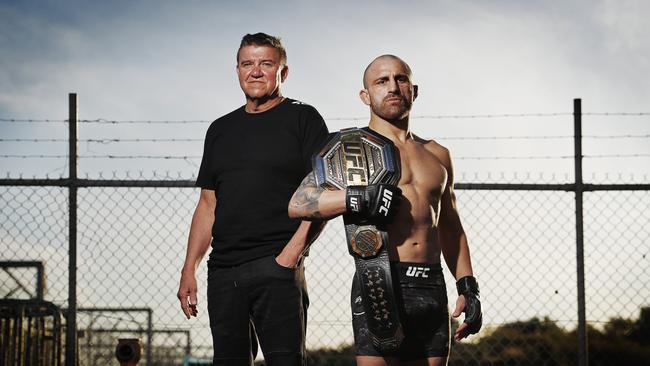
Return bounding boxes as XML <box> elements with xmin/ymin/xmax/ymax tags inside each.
<box><xmin>177</xmin><ymin>33</ymin><xmax>329</xmax><ymax>366</ymax></box>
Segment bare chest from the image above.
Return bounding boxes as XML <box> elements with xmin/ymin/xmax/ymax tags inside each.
<box><xmin>397</xmin><ymin>144</ymin><xmax>448</xmax><ymax>205</ymax></box>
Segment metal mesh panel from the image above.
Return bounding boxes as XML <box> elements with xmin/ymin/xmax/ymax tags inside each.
<box><xmin>458</xmin><ymin>190</ymin><xmax>577</xmax><ymax>325</ymax></box>
<box><xmin>450</xmin><ymin>190</ymin><xmax>578</xmax><ymax>365</ymax></box>
<box><xmin>1</xmin><ymin>186</ymin><xmax>69</xmax><ymax>306</ymax></box>
<box><xmin>2</xmin><ymin>181</ymin><xmax>650</xmax><ymax>365</ymax></box>
<box><xmin>583</xmin><ymin>191</ymin><xmax>650</xmax><ymax>366</ymax></box>
<box><xmin>2</xmin><ymin>184</ymin><xmax>650</xmax><ymax>364</ymax></box>
<box><xmin>584</xmin><ymin>191</ymin><xmax>650</xmax><ymax>321</ymax></box>
<box><xmin>77</xmin><ymin>187</ymin><xmax>203</xmax><ymax>364</ymax></box>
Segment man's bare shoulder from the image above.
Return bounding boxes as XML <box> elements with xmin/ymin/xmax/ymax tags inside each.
<box><xmin>411</xmin><ymin>133</ymin><xmax>452</xmax><ymax>166</ymax></box>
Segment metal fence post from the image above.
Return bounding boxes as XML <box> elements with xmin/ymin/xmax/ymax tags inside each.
<box><xmin>147</xmin><ymin>308</ymin><xmax>153</xmax><ymax>365</ymax></box>
<box><xmin>66</xmin><ymin>93</ymin><xmax>78</xmax><ymax>366</ymax></box>
<box><xmin>574</xmin><ymin>98</ymin><xmax>588</xmax><ymax>366</ymax></box>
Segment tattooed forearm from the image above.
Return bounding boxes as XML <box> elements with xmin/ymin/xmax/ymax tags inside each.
<box><xmin>290</xmin><ymin>173</ymin><xmax>325</xmax><ymax>219</ymax></box>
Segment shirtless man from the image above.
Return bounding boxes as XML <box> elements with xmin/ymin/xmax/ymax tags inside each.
<box><xmin>288</xmin><ymin>55</ymin><xmax>482</xmax><ymax>365</ymax></box>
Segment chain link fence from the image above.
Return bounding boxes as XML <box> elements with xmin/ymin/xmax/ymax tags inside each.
<box><xmin>3</xmin><ymin>185</ymin><xmax>648</xmax><ymax>365</ymax></box>
<box><xmin>2</xmin><ymin>103</ymin><xmax>649</xmax><ymax>365</ymax></box>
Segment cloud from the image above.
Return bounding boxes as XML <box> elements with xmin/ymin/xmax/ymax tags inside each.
<box><xmin>0</xmin><ymin>0</ymin><xmax>648</xmax><ymax>178</ymax></box>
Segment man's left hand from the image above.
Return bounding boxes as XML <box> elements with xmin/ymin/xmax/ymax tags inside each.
<box><xmin>452</xmin><ymin>276</ymin><xmax>483</xmax><ymax>341</ymax></box>
<box><xmin>275</xmin><ymin>251</ymin><xmax>299</xmax><ymax>268</ymax></box>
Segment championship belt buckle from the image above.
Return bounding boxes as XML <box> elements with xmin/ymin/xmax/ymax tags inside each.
<box><xmin>313</xmin><ymin>127</ymin><xmax>404</xmax><ymax>354</ymax></box>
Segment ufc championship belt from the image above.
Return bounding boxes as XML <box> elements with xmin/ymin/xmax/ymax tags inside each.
<box><xmin>312</xmin><ymin>127</ymin><xmax>404</xmax><ymax>353</ymax></box>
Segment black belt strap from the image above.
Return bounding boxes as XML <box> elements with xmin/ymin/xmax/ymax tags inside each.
<box><xmin>344</xmin><ymin>221</ymin><xmax>403</xmax><ymax>353</ymax></box>
<box><xmin>313</xmin><ymin>127</ymin><xmax>404</xmax><ymax>354</ymax></box>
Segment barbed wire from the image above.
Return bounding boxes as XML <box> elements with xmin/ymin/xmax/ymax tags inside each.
<box><xmin>0</xmin><ymin>138</ymin><xmax>204</xmax><ymax>142</ymax></box>
<box><xmin>1</xmin><ymin>134</ymin><xmax>649</xmax><ymax>143</ymax></box>
<box><xmin>1</xmin><ymin>112</ymin><xmax>649</xmax><ymax>124</ymax></box>
<box><xmin>2</xmin><ymin>154</ymin><xmax>648</xmax><ymax>160</ymax></box>
<box><xmin>584</xmin><ymin>134</ymin><xmax>650</xmax><ymax>139</ymax></box>
<box><xmin>583</xmin><ymin>112</ymin><xmax>650</xmax><ymax>116</ymax></box>
<box><xmin>79</xmin><ymin>119</ymin><xmax>208</xmax><ymax>124</ymax></box>
<box><xmin>455</xmin><ymin>154</ymin><xmax>650</xmax><ymax>160</ymax></box>
<box><xmin>1</xmin><ymin>170</ymin><xmax>645</xmax><ymax>182</ymax></box>
<box><xmin>585</xmin><ymin>154</ymin><xmax>650</xmax><ymax>159</ymax></box>
<box><xmin>0</xmin><ymin>155</ymin><xmax>198</xmax><ymax>159</ymax></box>
<box><xmin>0</xmin><ymin>118</ymin><xmax>67</xmax><ymax>123</ymax></box>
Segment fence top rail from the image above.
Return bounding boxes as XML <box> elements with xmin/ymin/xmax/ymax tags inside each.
<box><xmin>2</xmin><ymin>179</ymin><xmax>648</xmax><ymax>191</ymax></box>
<box><xmin>0</xmin><ymin>178</ymin><xmax>196</xmax><ymax>188</ymax></box>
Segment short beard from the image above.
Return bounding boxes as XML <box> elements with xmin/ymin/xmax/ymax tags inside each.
<box><xmin>372</xmin><ymin>100</ymin><xmax>411</xmax><ymax>122</ymax></box>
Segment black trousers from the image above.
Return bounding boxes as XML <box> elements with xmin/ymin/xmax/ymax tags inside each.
<box><xmin>207</xmin><ymin>255</ymin><xmax>309</xmax><ymax>366</ymax></box>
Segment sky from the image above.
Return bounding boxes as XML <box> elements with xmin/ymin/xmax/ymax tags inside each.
<box><xmin>1</xmin><ymin>0</ymin><xmax>649</xmax><ymax>358</ymax></box>
<box><xmin>0</xmin><ymin>0</ymin><xmax>648</xmax><ymax>181</ymax></box>
<box><xmin>1</xmin><ymin>0</ymin><xmax>648</xmax><ymax>118</ymax></box>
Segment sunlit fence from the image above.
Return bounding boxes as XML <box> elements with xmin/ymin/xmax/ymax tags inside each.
<box><xmin>1</xmin><ymin>96</ymin><xmax>649</xmax><ymax>365</ymax></box>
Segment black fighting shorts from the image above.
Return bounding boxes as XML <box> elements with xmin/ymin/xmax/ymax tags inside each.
<box><xmin>351</xmin><ymin>261</ymin><xmax>450</xmax><ymax>360</ymax></box>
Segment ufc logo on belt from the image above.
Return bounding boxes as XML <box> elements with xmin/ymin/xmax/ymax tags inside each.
<box><xmin>406</xmin><ymin>266</ymin><xmax>430</xmax><ymax>278</ymax></box>
<box><xmin>378</xmin><ymin>188</ymin><xmax>393</xmax><ymax>216</ymax></box>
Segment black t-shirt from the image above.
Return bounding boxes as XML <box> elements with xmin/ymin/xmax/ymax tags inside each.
<box><xmin>196</xmin><ymin>98</ymin><xmax>329</xmax><ymax>267</ymax></box>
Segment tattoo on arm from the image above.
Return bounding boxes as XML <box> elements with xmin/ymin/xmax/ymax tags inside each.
<box><xmin>291</xmin><ymin>173</ymin><xmax>325</xmax><ymax>219</ymax></box>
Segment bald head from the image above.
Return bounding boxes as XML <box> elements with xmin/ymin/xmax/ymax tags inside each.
<box><xmin>359</xmin><ymin>54</ymin><xmax>418</xmax><ymax>123</ymax></box>
<box><xmin>362</xmin><ymin>54</ymin><xmax>413</xmax><ymax>88</ymax></box>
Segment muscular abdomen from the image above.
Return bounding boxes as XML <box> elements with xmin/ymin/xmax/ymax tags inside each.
<box><xmin>387</xmin><ymin>182</ymin><xmax>442</xmax><ymax>263</ymax></box>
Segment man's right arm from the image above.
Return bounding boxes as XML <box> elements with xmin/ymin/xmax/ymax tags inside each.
<box><xmin>288</xmin><ymin>171</ymin><xmax>346</xmax><ymax>220</ymax></box>
<box><xmin>288</xmin><ymin>171</ymin><xmax>402</xmax><ymax>223</ymax></box>
<box><xmin>177</xmin><ymin>188</ymin><xmax>216</xmax><ymax>319</ymax></box>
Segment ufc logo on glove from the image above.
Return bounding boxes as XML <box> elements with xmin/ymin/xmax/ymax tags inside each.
<box><xmin>378</xmin><ymin>188</ymin><xmax>394</xmax><ymax>216</ymax></box>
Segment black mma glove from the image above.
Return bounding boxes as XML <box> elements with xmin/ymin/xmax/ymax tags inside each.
<box><xmin>345</xmin><ymin>184</ymin><xmax>401</xmax><ymax>224</ymax></box>
<box><xmin>456</xmin><ymin>276</ymin><xmax>483</xmax><ymax>335</ymax></box>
